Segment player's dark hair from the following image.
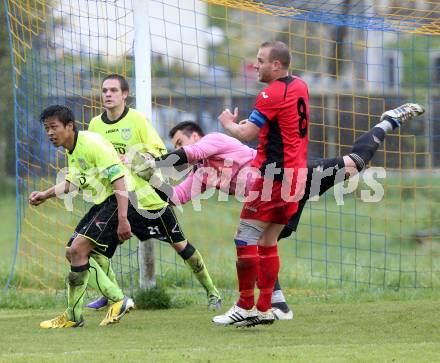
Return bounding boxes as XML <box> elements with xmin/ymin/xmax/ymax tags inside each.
<box><xmin>39</xmin><ymin>105</ymin><xmax>77</xmax><ymax>131</ymax></box>
<box><xmin>260</xmin><ymin>41</ymin><xmax>290</xmax><ymax>69</ymax></box>
<box><xmin>169</xmin><ymin>121</ymin><xmax>205</xmax><ymax>139</ymax></box>
<box><xmin>102</xmin><ymin>74</ymin><xmax>130</xmax><ymax>93</ymax></box>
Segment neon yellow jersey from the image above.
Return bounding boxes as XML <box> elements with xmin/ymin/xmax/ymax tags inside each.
<box><xmin>65</xmin><ymin>131</ymin><xmax>127</xmax><ymax>205</ymax></box>
<box><xmin>89</xmin><ymin>107</ymin><xmax>167</xmax><ymax>211</ymax></box>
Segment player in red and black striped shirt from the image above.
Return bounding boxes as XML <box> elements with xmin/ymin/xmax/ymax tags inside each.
<box><xmin>213</xmin><ymin>41</ymin><xmax>309</xmax><ymax>326</ymax></box>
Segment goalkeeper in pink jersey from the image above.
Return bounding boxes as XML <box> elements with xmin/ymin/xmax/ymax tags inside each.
<box><xmin>141</xmin><ymin>102</ymin><xmax>424</xmax><ymax>321</ymax></box>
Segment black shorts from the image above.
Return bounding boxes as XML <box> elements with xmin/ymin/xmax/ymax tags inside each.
<box><xmin>67</xmin><ymin>196</ymin><xmax>186</xmax><ymax>258</ymax></box>
<box><xmin>279</xmin><ymin>157</ymin><xmax>345</xmax><ymax>239</ymax></box>
<box><xmin>128</xmin><ymin>203</ymin><xmax>186</xmax><ymax>245</ymax></box>
<box><xmin>67</xmin><ymin>196</ymin><xmax>121</xmax><ymax>258</ymax></box>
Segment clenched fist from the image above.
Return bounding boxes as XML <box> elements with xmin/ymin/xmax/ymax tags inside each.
<box><xmin>28</xmin><ymin>191</ymin><xmax>47</xmax><ymax>206</ymax></box>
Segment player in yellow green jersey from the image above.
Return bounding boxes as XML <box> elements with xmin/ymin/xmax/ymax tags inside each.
<box><xmin>86</xmin><ymin>74</ymin><xmax>221</xmax><ymax>310</ymax></box>
<box><xmin>29</xmin><ymin>105</ymin><xmax>134</xmax><ymax>328</ymax></box>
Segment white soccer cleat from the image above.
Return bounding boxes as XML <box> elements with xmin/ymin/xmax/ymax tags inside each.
<box><xmin>272</xmin><ymin>307</ymin><xmax>293</xmax><ymax>320</ymax></box>
<box><xmin>212</xmin><ymin>304</ymin><xmax>256</xmax><ymax>326</ymax></box>
<box><xmin>380</xmin><ymin>103</ymin><xmax>425</xmax><ymax>126</ymax></box>
<box><xmin>236</xmin><ymin>308</ymin><xmax>276</xmax><ymax>327</ymax></box>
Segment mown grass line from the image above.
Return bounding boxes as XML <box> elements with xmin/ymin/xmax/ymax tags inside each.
<box><xmin>0</xmin><ymin>300</ymin><xmax>439</xmax><ymax>362</ymax></box>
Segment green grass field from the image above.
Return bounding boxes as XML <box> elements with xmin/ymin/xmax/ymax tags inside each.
<box><xmin>1</xmin><ymin>299</ymin><xmax>440</xmax><ymax>362</ymax></box>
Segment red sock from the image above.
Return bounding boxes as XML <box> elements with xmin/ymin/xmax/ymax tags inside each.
<box><xmin>256</xmin><ymin>244</ymin><xmax>280</xmax><ymax>312</ymax></box>
<box><xmin>236</xmin><ymin>245</ymin><xmax>259</xmax><ymax>310</ymax></box>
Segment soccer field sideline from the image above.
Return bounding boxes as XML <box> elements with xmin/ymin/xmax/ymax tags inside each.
<box><xmin>1</xmin><ymin>300</ymin><xmax>439</xmax><ymax>362</ymax></box>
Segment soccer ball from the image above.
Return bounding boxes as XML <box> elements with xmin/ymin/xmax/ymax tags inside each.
<box><xmin>129</xmin><ymin>152</ymin><xmax>155</xmax><ymax>181</ymax></box>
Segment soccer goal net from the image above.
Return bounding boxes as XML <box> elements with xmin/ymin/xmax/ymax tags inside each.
<box><xmin>4</xmin><ymin>0</ymin><xmax>440</xmax><ymax>293</ymax></box>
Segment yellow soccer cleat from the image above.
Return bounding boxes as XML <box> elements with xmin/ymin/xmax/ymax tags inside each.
<box><xmin>40</xmin><ymin>311</ymin><xmax>84</xmax><ymax>329</ymax></box>
<box><xmin>99</xmin><ymin>296</ymin><xmax>134</xmax><ymax>326</ymax></box>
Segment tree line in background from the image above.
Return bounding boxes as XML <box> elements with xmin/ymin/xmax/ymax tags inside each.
<box><xmin>0</xmin><ymin>1</ymin><xmax>14</xmax><ymax>178</ymax></box>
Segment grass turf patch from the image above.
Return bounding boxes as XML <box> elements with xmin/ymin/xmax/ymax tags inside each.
<box><xmin>1</xmin><ymin>299</ymin><xmax>439</xmax><ymax>362</ymax></box>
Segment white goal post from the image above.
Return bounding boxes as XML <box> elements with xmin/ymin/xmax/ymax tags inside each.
<box><xmin>133</xmin><ymin>0</ymin><xmax>156</xmax><ymax>290</ymax></box>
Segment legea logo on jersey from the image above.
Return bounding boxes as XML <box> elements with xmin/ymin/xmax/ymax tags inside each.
<box><xmin>261</xmin><ymin>91</ymin><xmax>269</xmax><ymax>99</ymax></box>
<box><xmin>121</xmin><ymin>128</ymin><xmax>132</xmax><ymax>140</ymax></box>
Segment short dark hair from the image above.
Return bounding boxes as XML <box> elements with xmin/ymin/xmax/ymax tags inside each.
<box><xmin>169</xmin><ymin>121</ymin><xmax>205</xmax><ymax>139</ymax></box>
<box><xmin>102</xmin><ymin>74</ymin><xmax>130</xmax><ymax>93</ymax></box>
<box><xmin>260</xmin><ymin>41</ymin><xmax>290</xmax><ymax>69</ymax></box>
<box><xmin>39</xmin><ymin>105</ymin><xmax>76</xmax><ymax>130</ymax></box>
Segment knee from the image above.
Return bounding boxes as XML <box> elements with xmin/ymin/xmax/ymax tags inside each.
<box><xmin>342</xmin><ymin>155</ymin><xmax>359</xmax><ymax>177</ymax></box>
<box><xmin>347</xmin><ymin>153</ymin><xmax>365</xmax><ymax>172</ymax></box>
<box><xmin>177</xmin><ymin>241</ymin><xmax>195</xmax><ymax>260</ymax></box>
<box><xmin>258</xmin><ymin>235</ymin><xmax>278</xmax><ymax>246</ymax></box>
<box><xmin>173</xmin><ymin>240</ymin><xmax>187</xmax><ymax>253</ymax></box>
<box><xmin>234</xmin><ymin>220</ymin><xmax>263</xmax><ymax>247</ymax></box>
<box><xmin>69</xmin><ymin>243</ymin><xmax>88</xmax><ymax>260</ymax></box>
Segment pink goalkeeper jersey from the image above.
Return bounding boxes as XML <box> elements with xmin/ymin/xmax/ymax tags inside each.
<box><xmin>172</xmin><ymin>133</ymin><xmax>257</xmax><ymax>205</ymax></box>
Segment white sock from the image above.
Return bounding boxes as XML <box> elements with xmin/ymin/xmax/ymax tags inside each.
<box><xmin>374</xmin><ymin>120</ymin><xmax>394</xmax><ymax>133</ymax></box>
<box><xmin>271</xmin><ymin>289</ymin><xmax>286</xmax><ymax>304</ymax></box>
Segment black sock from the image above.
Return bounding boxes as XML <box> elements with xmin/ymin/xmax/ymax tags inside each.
<box><xmin>273</xmin><ymin>278</ymin><xmax>281</xmax><ymax>292</ymax></box>
<box><xmin>348</xmin><ymin>127</ymin><xmax>385</xmax><ymax>172</ymax></box>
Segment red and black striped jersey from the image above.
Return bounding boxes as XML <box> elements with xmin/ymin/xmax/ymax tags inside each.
<box><xmin>248</xmin><ymin>75</ymin><xmax>309</xmax><ymax>180</ymax></box>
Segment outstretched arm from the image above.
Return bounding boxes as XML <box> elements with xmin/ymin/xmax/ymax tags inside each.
<box><xmin>153</xmin><ymin>132</ymin><xmax>234</xmax><ymax>167</ymax></box>
<box><xmin>29</xmin><ymin>180</ymin><xmax>73</xmax><ymax>206</ymax></box>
